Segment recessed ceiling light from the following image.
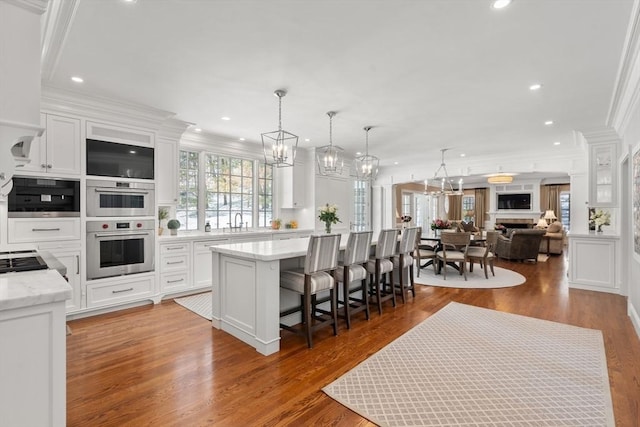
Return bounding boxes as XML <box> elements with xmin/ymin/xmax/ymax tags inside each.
<box><xmin>221</xmin><ymin>116</ymin><xmax>231</xmax><ymax>121</ymax></box>
<box><xmin>394</xmin><ymin>162</ymin><xmax>399</xmax><ymax>165</ymax></box>
<box><xmin>553</xmin><ymin>141</ymin><xmax>561</xmax><ymax>146</ymax></box>
<box><xmin>544</xmin><ymin>120</ymin><xmax>554</xmax><ymax>125</ymax></box>
<box><xmin>460</xmin><ymin>153</ymin><xmax>466</xmax><ymax>157</ymax></box>
<box><xmin>492</xmin><ymin>0</ymin><xmax>512</xmax><ymax>9</ymax></box>
<box><xmin>304</xmin><ymin>138</ymin><xmax>310</xmax><ymax>142</ymax></box>
<box><xmin>71</xmin><ymin>76</ymin><xmax>83</xmax><ymax>83</ymax></box>
<box><xmin>356</xmin><ymin>152</ymin><xmax>362</xmax><ymax>156</ymax></box>
<box><xmin>122</xmin><ymin>0</ymin><xmax>137</xmax><ymax>3</ymax></box>
<box><xmin>194</xmin><ymin>128</ymin><xmax>202</xmax><ymax>132</ymax></box>
<box><xmin>529</xmin><ymin>83</ymin><xmax>543</xmax><ymax>91</ymax></box>
<box><xmin>239</xmin><ymin>138</ymin><xmax>245</xmax><ymax>141</ymax></box>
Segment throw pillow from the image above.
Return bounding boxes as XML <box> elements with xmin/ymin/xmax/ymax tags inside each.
<box><xmin>462</xmin><ymin>221</ymin><xmax>476</xmax><ymax>232</ymax></box>
<box><xmin>547</xmin><ymin>222</ymin><xmax>562</xmax><ymax>233</ymax></box>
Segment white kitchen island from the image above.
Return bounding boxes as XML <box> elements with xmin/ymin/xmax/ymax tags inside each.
<box><xmin>0</xmin><ymin>269</ymin><xmax>72</xmax><ymax>426</ymax></box>
<box><xmin>210</xmin><ymin>235</ymin><xmax>349</xmax><ymax>355</ymax></box>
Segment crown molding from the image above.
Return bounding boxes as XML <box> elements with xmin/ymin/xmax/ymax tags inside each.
<box><xmin>579</xmin><ymin>127</ymin><xmax>621</xmax><ymax>144</ymax></box>
<box><xmin>41</xmin><ymin>0</ymin><xmax>80</xmax><ymax>81</ymax></box>
<box><xmin>608</xmin><ymin>0</ymin><xmax>640</xmax><ymax>134</ymax></box>
<box><xmin>41</xmin><ymin>85</ymin><xmax>176</xmax><ymax>131</ymax></box>
<box><xmin>2</xmin><ymin>0</ymin><xmax>49</xmax><ymax>14</ymax></box>
<box><xmin>157</xmin><ymin>118</ymin><xmax>193</xmax><ymax>141</ymax></box>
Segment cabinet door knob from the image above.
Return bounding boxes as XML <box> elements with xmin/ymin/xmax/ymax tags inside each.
<box><xmin>41</xmin><ymin>164</ymin><xmax>46</xmax><ymax>169</ymax></box>
<box><xmin>47</xmin><ymin>164</ymin><xmax>52</xmax><ymax>169</ymax></box>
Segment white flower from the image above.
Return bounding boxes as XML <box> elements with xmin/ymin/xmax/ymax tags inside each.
<box><xmin>590</xmin><ymin>209</ymin><xmax>611</xmax><ymax>227</ymax></box>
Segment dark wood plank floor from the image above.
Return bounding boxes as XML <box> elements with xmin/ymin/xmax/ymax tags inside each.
<box><xmin>67</xmin><ymin>255</ymin><xmax>640</xmax><ymax>426</ymax></box>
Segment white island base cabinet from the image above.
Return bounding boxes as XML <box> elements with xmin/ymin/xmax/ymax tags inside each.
<box><xmin>568</xmin><ymin>233</ymin><xmax>620</xmax><ymax>293</ymax></box>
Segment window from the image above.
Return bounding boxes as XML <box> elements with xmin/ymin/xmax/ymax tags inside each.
<box><xmin>177</xmin><ymin>150</ymin><xmax>199</xmax><ymax>230</ymax></box>
<box><xmin>353</xmin><ymin>180</ymin><xmax>369</xmax><ymax>231</ymax></box>
<box><xmin>462</xmin><ymin>195</ymin><xmax>475</xmax><ymax>222</ymax></box>
<box><xmin>257</xmin><ymin>162</ymin><xmax>273</xmax><ymax>227</ymax></box>
<box><xmin>177</xmin><ymin>149</ymin><xmax>272</xmax><ymax>230</ymax></box>
<box><xmin>401</xmin><ymin>193</ymin><xmax>412</xmax><ymax>220</ymax></box>
<box><xmin>205</xmin><ymin>154</ymin><xmax>253</xmax><ymax>228</ymax></box>
<box><xmin>560</xmin><ymin>191</ymin><xmax>570</xmax><ymax>230</ymax></box>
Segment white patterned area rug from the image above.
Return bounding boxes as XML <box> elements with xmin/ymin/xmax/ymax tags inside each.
<box><xmin>323</xmin><ymin>302</ymin><xmax>614</xmax><ymax>426</ymax></box>
<box><xmin>174</xmin><ymin>292</ymin><xmax>212</xmax><ymax>320</ymax></box>
<box><xmin>415</xmin><ymin>266</ymin><xmax>526</xmax><ymax>289</ymax></box>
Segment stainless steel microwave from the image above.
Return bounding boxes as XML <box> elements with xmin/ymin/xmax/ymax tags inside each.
<box><xmin>86</xmin><ymin>180</ymin><xmax>155</xmax><ymax>217</ymax></box>
<box><xmin>86</xmin><ymin>139</ymin><xmax>154</xmax><ymax>180</ymax></box>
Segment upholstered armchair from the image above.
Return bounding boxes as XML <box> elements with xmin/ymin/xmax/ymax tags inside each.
<box><xmin>539</xmin><ymin>222</ymin><xmax>565</xmax><ymax>255</ymax></box>
<box><xmin>495</xmin><ymin>229</ymin><xmax>546</xmax><ymax>262</ymax></box>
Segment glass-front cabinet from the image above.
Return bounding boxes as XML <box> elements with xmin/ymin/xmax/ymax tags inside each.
<box><xmin>589</xmin><ymin>142</ymin><xmax>617</xmax><ymax>207</ymax></box>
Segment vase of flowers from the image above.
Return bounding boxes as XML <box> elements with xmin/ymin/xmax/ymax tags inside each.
<box><xmin>319</xmin><ymin>203</ymin><xmax>340</xmax><ymax>234</ymax></box>
<box><xmin>590</xmin><ymin>209</ymin><xmax>610</xmax><ymax>233</ymax></box>
<box><xmin>431</xmin><ymin>218</ymin><xmax>451</xmax><ymax>236</ymax></box>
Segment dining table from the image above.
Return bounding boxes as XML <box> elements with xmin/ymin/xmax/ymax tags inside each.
<box><xmin>419</xmin><ymin>231</ymin><xmax>486</xmax><ymax>273</ymax></box>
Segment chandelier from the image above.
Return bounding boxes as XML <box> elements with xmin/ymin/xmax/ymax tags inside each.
<box><xmin>316</xmin><ymin>111</ymin><xmax>344</xmax><ymax>176</ymax></box>
<box><xmin>261</xmin><ymin>89</ymin><xmax>299</xmax><ymax>167</ymax></box>
<box><xmin>353</xmin><ymin>126</ymin><xmax>379</xmax><ymax>181</ymax></box>
<box><xmin>426</xmin><ymin>148</ymin><xmax>463</xmax><ymax>195</ymax></box>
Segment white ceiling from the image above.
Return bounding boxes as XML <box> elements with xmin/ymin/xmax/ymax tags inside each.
<box><xmin>42</xmin><ymin>0</ymin><xmax>634</xmax><ymax>183</ymax></box>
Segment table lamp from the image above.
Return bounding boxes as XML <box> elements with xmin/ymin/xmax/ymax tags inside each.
<box><xmin>544</xmin><ymin>210</ymin><xmax>557</xmax><ymax>224</ymax></box>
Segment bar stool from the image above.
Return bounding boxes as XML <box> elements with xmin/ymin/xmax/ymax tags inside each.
<box><xmin>279</xmin><ymin>234</ymin><xmax>341</xmax><ymax>348</ymax></box>
<box><xmin>366</xmin><ymin>229</ymin><xmax>399</xmax><ymax>315</ymax></box>
<box><xmin>336</xmin><ymin>230</ymin><xmax>373</xmax><ymax>329</ymax></box>
<box><xmin>414</xmin><ymin>226</ymin><xmax>437</xmax><ymax>277</ymax></box>
<box><xmin>392</xmin><ymin>226</ymin><xmax>419</xmax><ymax>303</ymax></box>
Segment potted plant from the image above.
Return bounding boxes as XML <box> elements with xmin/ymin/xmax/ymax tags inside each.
<box><xmin>271</xmin><ymin>218</ymin><xmax>282</xmax><ymax>230</ymax></box>
<box><xmin>158</xmin><ymin>207</ymin><xmax>169</xmax><ymax>235</ymax></box>
<box><xmin>167</xmin><ymin>219</ymin><xmax>181</xmax><ymax>236</ymax></box>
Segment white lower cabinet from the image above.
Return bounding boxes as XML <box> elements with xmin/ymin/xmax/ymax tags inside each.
<box><xmin>86</xmin><ymin>274</ymin><xmax>155</xmax><ymax>308</ymax></box>
<box><xmin>53</xmin><ymin>250</ymin><xmax>81</xmax><ymax>312</ymax></box>
<box><xmin>568</xmin><ymin>233</ymin><xmax>620</xmax><ymax>293</ymax></box>
<box><xmin>160</xmin><ymin>241</ymin><xmax>191</xmax><ymax>293</ymax></box>
<box><xmin>193</xmin><ymin>238</ymin><xmax>230</xmax><ymax>289</ymax></box>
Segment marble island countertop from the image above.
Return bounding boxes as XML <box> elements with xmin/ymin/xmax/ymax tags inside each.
<box><xmin>209</xmin><ymin>233</ymin><xmax>365</xmax><ymax>261</ymax></box>
<box><xmin>0</xmin><ymin>269</ymin><xmax>72</xmax><ymax>311</ymax></box>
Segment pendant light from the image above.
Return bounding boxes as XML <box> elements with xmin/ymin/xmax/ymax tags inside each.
<box><xmin>316</xmin><ymin>111</ymin><xmax>344</xmax><ymax>176</ymax></box>
<box><xmin>261</xmin><ymin>89</ymin><xmax>299</xmax><ymax>167</ymax></box>
<box><xmin>353</xmin><ymin>126</ymin><xmax>379</xmax><ymax>181</ymax></box>
<box><xmin>427</xmin><ymin>148</ymin><xmax>463</xmax><ymax>195</ymax></box>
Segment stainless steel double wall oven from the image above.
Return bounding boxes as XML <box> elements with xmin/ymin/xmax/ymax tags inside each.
<box><xmin>85</xmin><ymin>139</ymin><xmax>156</xmax><ymax>280</ymax></box>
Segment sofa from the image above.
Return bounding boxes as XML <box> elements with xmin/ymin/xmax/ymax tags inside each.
<box><xmin>495</xmin><ymin>229</ymin><xmax>546</xmax><ymax>262</ymax></box>
<box><xmin>539</xmin><ymin>222</ymin><xmax>565</xmax><ymax>255</ymax></box>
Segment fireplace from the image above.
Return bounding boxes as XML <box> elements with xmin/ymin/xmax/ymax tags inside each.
<box><xmin>495</xmin><ymin>218</ymin><xmax>534</xmax><ymax>229</ymax></box>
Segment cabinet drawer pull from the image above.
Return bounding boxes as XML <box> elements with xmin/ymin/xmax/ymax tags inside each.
<box><xmin>32</xmin><ymin>228</ymin><xmax>61</xmax><ymax>232</ymax></box>
<box><xmin>166</xmin><ymin>278</ymin><xmax>184</xmax><ymax>284</ymax></box>
<box><xmin>112</xmin><ymin>287</ymin><xmax>134</xmax><ymax>294</ymax></box>
<box><xmin>166</xmin><ymin>260</ymin><xmax>184</xmax><ymax>265</ymax></box>
<box><xmin>166</xmin><ymin>246</ymin><xmax>185</xmax><ymax>250</ymax></box>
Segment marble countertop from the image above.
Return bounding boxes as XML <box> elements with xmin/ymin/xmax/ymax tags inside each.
<box><xmin>158</xmin><ymin>228</ymin><xmax>313</xmax><ymax>242</ymax></box>
<box><xmin>0</xmin><ymin>269</ymin><xmax>72</xmax><ymax>311</ymax></box>
<box><xmin>567</xmin><ymin>231</ymin><xmax>620</xmax><ymax>239</ymax></box>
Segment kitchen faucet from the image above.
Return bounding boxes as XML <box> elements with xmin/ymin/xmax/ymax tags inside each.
<box><xmin>234</xmin><ymin>213</ymin><xmax>243</xmax><ymax>229</ymax></box>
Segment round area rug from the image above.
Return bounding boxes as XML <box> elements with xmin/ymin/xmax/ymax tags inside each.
<box><xmin>414</xmin><ymin>265</ymin><xmax>526</xmax><ymax>289</ymax></box>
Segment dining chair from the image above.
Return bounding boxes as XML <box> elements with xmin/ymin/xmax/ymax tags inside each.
<box><xmin>436</xmin><ymin>231</ymin><xmax>471</xmax><ymax>280</ymax></box>
<box><xmin>392</xmin><ymin>226</ymin><xmax>419</xmax><ymax>303</ymax></box>
<box><xmin>414</xmin><ymin>227</ymin><xmax>437</xmax><ymax>277</ymax></box>
<box><xmin>336</xmin><ymin>230</ymin><xmax>373</xmax><ymax>329</ymax></box>
<box><xmin>279</xmin><ymin>233</ymin><xmax>341</xmax><ymax>348</ymax></box>
<box><xmin>467</xmin><ymin>231</ymin><xmax>499</xmax><ymax>279</ymax></box>
<box><xmin>366</xmin><ymin>229</ymin><xmax>399</xmax><ymax>315</ymax></box>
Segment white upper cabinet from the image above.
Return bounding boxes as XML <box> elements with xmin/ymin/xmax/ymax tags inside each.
<box><xmin>156</xmin><ymin>138</ymin><xmax>178</xmax><ymax>204</ymax></box>
<box><xmin>22</xmin><ymin>113</ymin><xmax>81</xmax><ymax>176</ymax></box>
<box><xmin>276</xmin><ymin>158</ymin><xmax>307</xmax><ymax>208</ymax></box>
<box><xmin>589</xmin><ymin>141</ymin><xmax>617</xmax><ymax>207</ymax></box>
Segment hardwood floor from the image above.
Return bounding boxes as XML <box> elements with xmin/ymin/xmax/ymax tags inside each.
<box><xmin>67</xmin><ymin>255</ymin><xmax>640</xmax><ymax>426</ymax></box>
